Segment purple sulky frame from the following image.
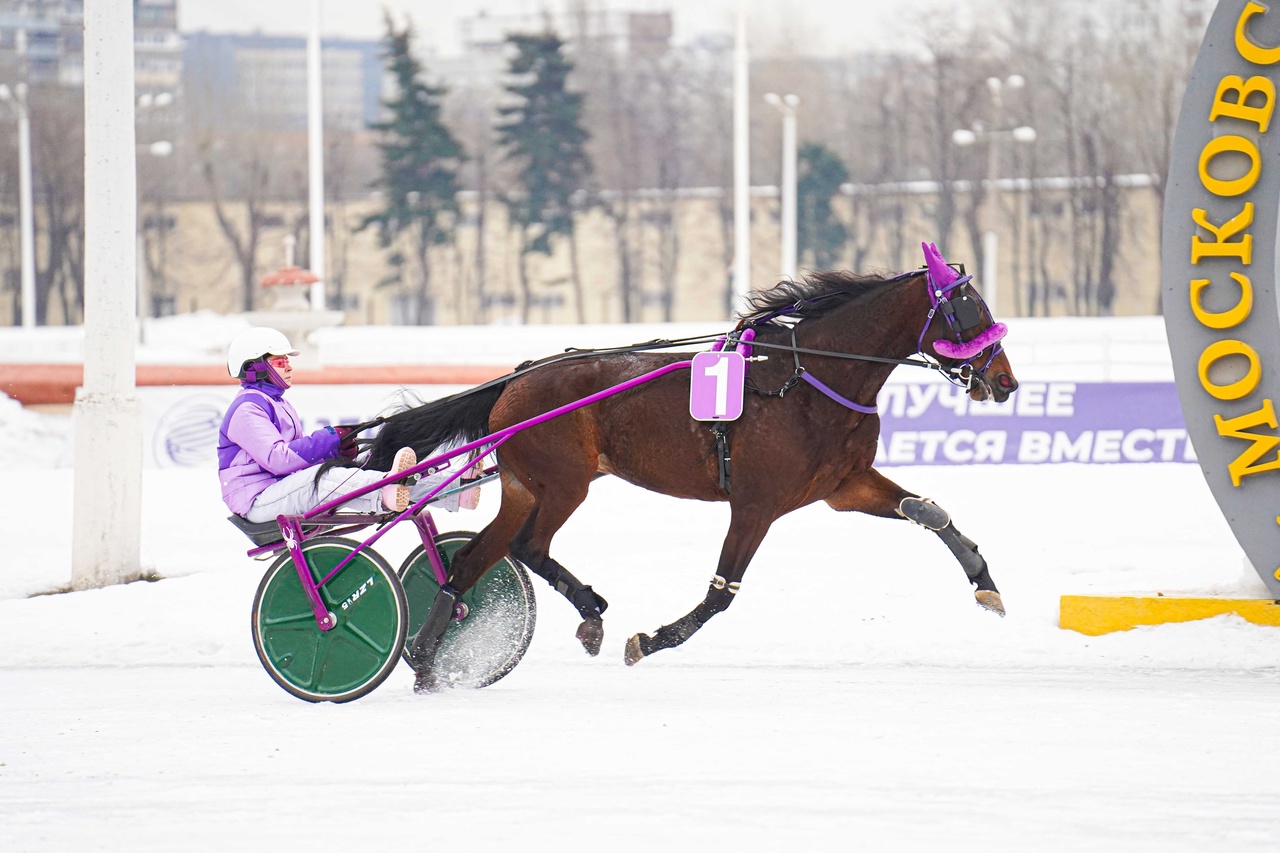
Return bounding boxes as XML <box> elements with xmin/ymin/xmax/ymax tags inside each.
<box><xmin>257</xmin><ymin>360</ymin><xmax>695</xmax><ymax>631</ymax></box>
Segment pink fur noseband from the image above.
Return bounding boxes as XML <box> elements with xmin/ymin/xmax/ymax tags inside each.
<box><xmin>933</xmin><ymin>322</ymin><xmax>1007</xmax><ymax>360</ymax></box>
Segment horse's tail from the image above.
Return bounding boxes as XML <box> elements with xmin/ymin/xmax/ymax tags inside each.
<box><xmin>364</xmin><ymin>380</ymin><xmax>509</xmax><ymax>472</ymax></box>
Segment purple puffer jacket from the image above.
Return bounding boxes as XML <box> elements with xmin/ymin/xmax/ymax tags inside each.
<box><xmin>217</xmin><ymin>381</ymin><xmax>341</xmax><ymax>516</ymax></box>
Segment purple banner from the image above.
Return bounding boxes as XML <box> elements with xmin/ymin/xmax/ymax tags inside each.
<box><xmin>874</xmin><ymin>382</ymin><xmax>1193</xmax><ymax>466</ymax></box>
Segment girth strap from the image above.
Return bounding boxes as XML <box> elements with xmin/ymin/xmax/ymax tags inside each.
<box><xmin>711</xmin><ymin>422</ymin><xmax>731</xmax><ymax>494</ymax></box>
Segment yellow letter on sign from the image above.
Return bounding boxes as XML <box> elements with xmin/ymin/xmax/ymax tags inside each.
<box><xmin>1237</xmin><ymin>1</ymin><xmax>1280</xmax><ymax>65</ymax></box>
<box><xmin>1199</xmin><ymin>136</ymin><xmax>1262</xmax><ymax>197</ymax></box>
<box><xmin>1214</xmin><ymin>399</ymin><xmax>1280</xmax><ymax>487</ymax></box>
<box><xmin>1211</xmin><ymin>75</ymin><xmax>1276</xmax><ymax>131</ymax></box>
<box><xmin>1191</xmin><ymin>272</ymin><xmax>1254</xmax><ymax>330</ymax></box>
<box><xmin>1191</xmin><ymin>203</ymin><xmax>1254</xmax><ymax>263</ymax></box>
<box><xmin>1199</xmin><ymin>339</ymin><xmax>1262</xmax><ymax>401</ymax></box>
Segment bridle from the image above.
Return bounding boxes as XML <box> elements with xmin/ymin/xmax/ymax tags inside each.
<box><xmin>736</xmin><ymin>268</ymin><xmax>1008</xmax><ymax>407</ymax></box>
<box><xmin>915</xmin><ymin>265</ymin><xmax>1008</xmax><ymax>394</ymax></box>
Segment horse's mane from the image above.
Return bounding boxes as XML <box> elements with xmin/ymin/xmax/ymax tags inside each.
<box><xmin>738</xmin><ymin>269</ymin><xmax>914</xmax><ymax>326</ymax></box>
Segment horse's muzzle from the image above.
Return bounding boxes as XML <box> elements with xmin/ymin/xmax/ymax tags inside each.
<box><xmin>969</xmin><ymin>370</ymin><xmax>1018</xmax><ymax>403</ymax></box>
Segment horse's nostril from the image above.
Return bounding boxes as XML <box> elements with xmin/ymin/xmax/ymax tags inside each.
<box><xmin>998</xmin><ymin>374</ymin><xmax>1015</xmax><ymax>389</ymax></box>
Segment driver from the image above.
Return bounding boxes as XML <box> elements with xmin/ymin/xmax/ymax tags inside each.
<box><xmin>217</xmin><ymin>326</ymin><xmax>472</xmax><ymax>523</ymax></box>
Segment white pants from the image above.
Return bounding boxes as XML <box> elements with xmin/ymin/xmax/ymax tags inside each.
<box><xmin>244</xmin><ymin>466</ymin><xmax>457</xmax><ymax>523</ymax></box>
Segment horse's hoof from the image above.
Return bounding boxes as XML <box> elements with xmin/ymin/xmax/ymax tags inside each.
<box><xmin>975</xmin><ymin>590</ymin><xmax>1005</xmax><ymax>616</ymax></box>
<box><xmin>576</xmin><ymin>617</ymin><xmax>604</xmax><ymax>656</ymax></box>
<box><xmin>624</xmin><ymin>634</ymin><xmax>647</xmax><ymax>666</ymax></box>
<box><xmin>413</xmin><ymin>666</ymin><xmax>445</xmax><ymax>695</ymax></box>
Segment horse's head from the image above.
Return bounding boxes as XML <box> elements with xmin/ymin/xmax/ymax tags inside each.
<box><xmin>918</xmin><ymin>242</ymin><xmax>1019</xmax><ymax>403</ymax></box>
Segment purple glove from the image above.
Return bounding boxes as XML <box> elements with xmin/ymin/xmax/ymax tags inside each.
<box><xmin>289</xmin><ymin>426</ymin><xmax>342</xmax><ymax>465</ymax></box>
<box><xmin>334</xmin><ymin>426</ymin><xmax>359</xmax><ymax>461</ymax></box>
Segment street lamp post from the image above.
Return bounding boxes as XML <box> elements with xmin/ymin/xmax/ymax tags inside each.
<box><xmin>764</xmin><ymin>92</ymin><xmax>799</xmax><ymax>280</ymax></box>
<box><xmin>0</xmin><ymin>82</ymin><xmax>35</xmax><ymax>328</ymax></box>
<box><xmin>307</xmin><ymin>0</ymin><xmax>326</xmax><ymax>311</ymax></box>
<box><xmin>731</xmin><ymin>3</ymin><xmax>750</xmax><ymax>313</ymax></box>
<box><xmin>951</xmin><ymin>75</ymin><xmax>1034</xmax><ymax>319</ymax></box>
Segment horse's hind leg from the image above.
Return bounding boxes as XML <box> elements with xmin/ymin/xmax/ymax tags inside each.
<box><xmin>624</xmin><ymin>508</ymin><xmax>773</xmax><ymax>666</ymax></box>
<box><xmin>826</xmin><ymin>468</ymin><xmax>1004</xmax><ymax>615</ymax></box>
<box><xmin>507</xmin><ymin>487</ymin><xmax>609</xmax><ymax>656</ymax></box>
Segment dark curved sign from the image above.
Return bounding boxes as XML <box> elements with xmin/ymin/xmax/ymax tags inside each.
<box><xmin>1163</xmin><ymin>0</ymin><xmax>1280</xmax><ymax>596</ymax></box>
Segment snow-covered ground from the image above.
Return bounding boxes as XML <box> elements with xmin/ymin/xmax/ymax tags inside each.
<box><xmin>2</xmin><ymin>318</ymin><xmax>1278</xmax><ymax>851</ymax></box>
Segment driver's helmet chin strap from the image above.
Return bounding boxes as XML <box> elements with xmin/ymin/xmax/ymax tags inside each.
<box><xmin>241</xmin><ymin>358</ymin><xmax>288</xmax><ymax>390</ymax></box>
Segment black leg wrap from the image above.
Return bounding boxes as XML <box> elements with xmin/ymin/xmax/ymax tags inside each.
<box><xmin>936</xmin><ymin>525</ymin><xmax>998</xmax><ymax>592</ymax></box>
<box><xmin>626</xmin><ymin>593</ymin><xmax>730</xmax><ymax>665</ymax></box>
<box><xmin>636</xmin><ymin>611</ymin><xmax>706</xmax><ymax>658</ymax></box>
<box><xmin>409</xmin><ymin>585</ymin><xmax>459</xmax><ymax>693</ymax></box>
<box><xmin>533</xmin><ymin>558</ymin><xmax>607</xmax><ymax>619</ymax></box>
<box><xmin>569</xmin><ymin>584</ymin><xmax>608</xmax><ymax>619</ymax></box>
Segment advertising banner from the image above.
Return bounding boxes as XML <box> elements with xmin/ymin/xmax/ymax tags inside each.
<box><xmin>875</xmin><ymin>381</ymin><xmax>1193</xmax><ymax>466</ymax></box>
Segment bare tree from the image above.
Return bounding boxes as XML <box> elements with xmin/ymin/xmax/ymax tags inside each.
<box><xmin>197</xmin><ymin>132</ymin><xmax>279</xmax><ymax>312</ymax></box>
<box><xmin>32</xmin><ymin>84</ymin><xmax>85</xmax><ymax>324</ymax></box>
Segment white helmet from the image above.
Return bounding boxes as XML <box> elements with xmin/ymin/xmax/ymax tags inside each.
<box><xmin>227</xmin><ymin>327</ymin><xmax>299</xmax><ymax>378</ymax></box>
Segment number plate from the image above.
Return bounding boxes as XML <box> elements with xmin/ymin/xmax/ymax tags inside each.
<box><xmin>689</xmin><ymin>351</ymin><xmax>745</xmax><ymax>421</ymax></box>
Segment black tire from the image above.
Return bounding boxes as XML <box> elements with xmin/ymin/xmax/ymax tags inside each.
<box><xmin>398</xmin><ymin>531</ymin><xmax>537</xmax><ymax>689</ymax></box>
<box><xmin>252</xmin><ymin>537</ymin><xmax>408</xmax><ymax>703</ymax></box>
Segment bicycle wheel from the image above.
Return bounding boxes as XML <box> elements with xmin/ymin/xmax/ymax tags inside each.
<box><xmin>252</xmin><ymin>537</ymin><xmax>408</xmax><ymax>703</ymax></box>
<box><xmin>398</xmin><ymin>531</ymin><xmax>537</xmax><ymax>689</ymax></box>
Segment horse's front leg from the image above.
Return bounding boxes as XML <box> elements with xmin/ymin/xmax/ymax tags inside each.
<box><xmin>826</xmin><ymin>468</ymin><xmax>1004</xmax><ymax>615</ymax></box>
<box><xmin>625</xmin><ymin>508</ymin><xmax>774</xmax><ymax>665</ymax></box>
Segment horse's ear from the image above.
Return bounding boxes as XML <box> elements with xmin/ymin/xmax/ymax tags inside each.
<box><xmin>922</xmin><ymin>241</ymin><xmax>958</xmax><ymax>287</ymax></box>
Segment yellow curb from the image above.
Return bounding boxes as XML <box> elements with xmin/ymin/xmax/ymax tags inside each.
<box><xmin>1059</xmin><ymin>595</ymin><xmax>1280</xmax><ymax>636</ymax></box>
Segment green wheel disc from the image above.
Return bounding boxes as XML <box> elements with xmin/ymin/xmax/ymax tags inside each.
<box><xmin>399</xmin><ymin>531</ymin><xmax>537</xmax><ymax>689</ymax></box>
<box><xmin>252</xmin><ymin>537</ymin><xmax>407</xmax><ymax>703</ymax></box>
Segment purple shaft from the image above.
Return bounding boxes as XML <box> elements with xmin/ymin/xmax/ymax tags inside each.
<box><xmin>287</xmin><ymin>360</ymin><xmax>696</xmax><ymax>587</ymax></box>
<box><xmin>306</xmin><ymin>359</ymin><xmax>696</xmax><ymax>520</ymax></box>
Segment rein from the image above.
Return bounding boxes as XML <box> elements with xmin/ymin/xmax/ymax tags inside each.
<box><xmin>368</xmin><ymin>267</ymin><xmax>1000</xmax><ymax>424</ymax></box>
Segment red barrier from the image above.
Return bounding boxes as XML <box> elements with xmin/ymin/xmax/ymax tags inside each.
<box><xmin>0</xmin><ymin>364</ymin><xmax>509</xmax><ymax>405</ymax></box>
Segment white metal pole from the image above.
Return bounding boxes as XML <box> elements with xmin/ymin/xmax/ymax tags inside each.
<box><xmin>307</xmin><ymin>0</ymin><xmax>326</xmax><ymax>310</ymax></box>
<box><xmin>984</xmin><ymin>80</ymin><xmax>1003</xmax><ymax>319</ymax></box>
<box><xmin>136</xmin><ymin>230</ymin><xmax>149</xmax><ymax>340</ymax></box>
<box><xmin>781</xmin><ymin>97</ymin><xmax>797</xmax><ymax>279</ymax></box>
<box><xmin>982</xmin><ymin>229</ymin><xmax>998</xmax><ymax>318</ymax></box>
<box><xmin>16</xmin><ymin>83</ymin><xmax>34</xmax><ymax>328</ymax></box>
<box><xmin>73</xmin><ymin>0</ymin><xmax>142</xmax><ymax>589</ymax></box>
<box><xmin>731</xmin><ymin>3</ymin><xmax>750</xmax><ymax>312</ymax></box>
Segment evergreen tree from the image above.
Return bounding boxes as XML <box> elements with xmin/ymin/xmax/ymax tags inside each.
<box><xmin>363</xmin><ymin>15</ymin><xmax>465</xmax><ymax>325</ymax></box>
<box><xmin>496</xmin><ymin>32</ymin><xmax>592</xmax><ymax>322</ymax></box>
<box><xmin>797</xmin><ymin>143</ymin><xmax>850</xmax><ymax>271</ymax></box>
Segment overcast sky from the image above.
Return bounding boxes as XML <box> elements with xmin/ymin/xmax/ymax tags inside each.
<box><xmin>176</xmin><ymin>0</ymin><xmax>913</xmax><ymax>55</ymax></box>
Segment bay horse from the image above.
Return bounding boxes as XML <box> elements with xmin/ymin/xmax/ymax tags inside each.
<box><xmin>366</xmin><ymin>244</ymin><xmax>1018</xmax><ymax>692</ymax></box>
